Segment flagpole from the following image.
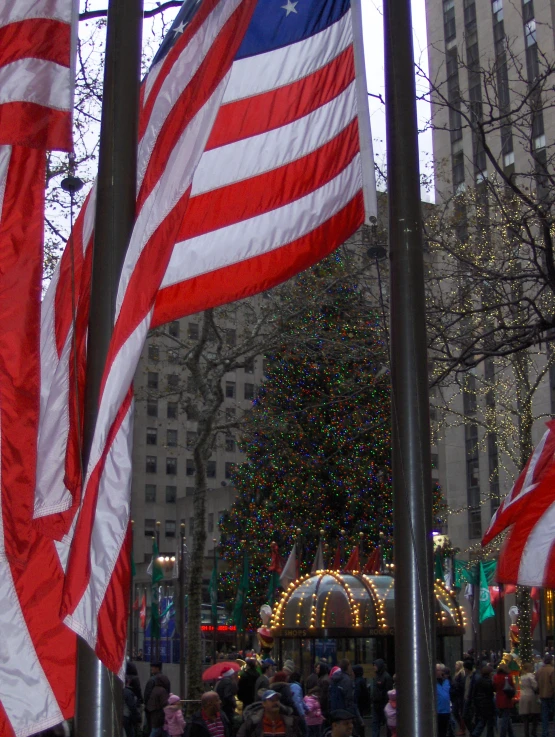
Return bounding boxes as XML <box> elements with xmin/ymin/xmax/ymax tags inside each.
<box><xmin>75</xmin><ymin>1</ymin><xmax>143</xmax><ymax>735</ymax></box>
<box><xmin>212</xmin><ymin>539</ymin><xmax>218</xmax><ymax>664</ymax></box>
<box><xmin>384</xmin><ymin>0</ymin><xmax>436</xmax><ymax>735</ymax></box>
<box><xmin>129</xmin><ymin>520</ymin><xmax>135</xmax><ymax>658</ymax></box>
<box><xmin>179</xmin><ymin>524</ymin><xmax>186</xmax><ymax>698</ymax></box>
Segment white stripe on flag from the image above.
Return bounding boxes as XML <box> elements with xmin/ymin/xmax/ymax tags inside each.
<box><xmin>0</xmin><ymin>146</ymin><xmax>10</xmax><ymax>217</ymax></box>
<box><xmin>162</xmin><ymin>154</ymin><xmax>362</xmax><ymax>289</ymax></box>
<box><xmin>0</xmin><ymin>0</ymin><xmax>73</xmax><ymax>26</ymax></box>
<box><xmin>0</xmin><ymin>58</ymin><xmax>72</xmax><ymax>111</ymax></box>
<box><xmin>518</xmin><ymin>500</ymin><xmax>555</xmax><ymax>586</ymax></box>
<box><xmin>222</xmin><ymin>10</ymin><xmax>352</xmax><ymax>103</ymax></box>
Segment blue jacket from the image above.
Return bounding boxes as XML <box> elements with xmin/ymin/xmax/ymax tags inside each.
<box><xmin>437</xmin><ymin>679</ymin><xmax>451</xmax><ymax>714</ymax></box>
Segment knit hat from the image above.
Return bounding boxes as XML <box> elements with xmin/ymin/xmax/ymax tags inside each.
<box><xmin>330</xmin><ymin>666</ymin><xmax>340</xmax><ymax>677</ymax></box>
<box><xmin>283</xmin><ymin>659</ymin><xmax>296</xmax><ymax>674</ymax></box>
<box><xmin>168</xmin><ymin>694</ymin><xmax>181</xmax><ymax>705</ymax></box>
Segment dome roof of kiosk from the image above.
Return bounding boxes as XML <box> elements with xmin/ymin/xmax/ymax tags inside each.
<box><xmin>270</xmin><ymin>570</ymin><xmax>465</xmax><ymax>638</ymax></box>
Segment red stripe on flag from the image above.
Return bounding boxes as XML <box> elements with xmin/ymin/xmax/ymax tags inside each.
<box><xmin>152</xmin><ymin>193</ymin><xmax>365</xmax><ymax>327</ymax></box>
<box><xmin>0</xmin><ymin>147</ymin><xmax>44</xmax><ymax>563</ymax></box>
<box><xmin>0</xmin><ymin>103</ymin><xmax>72</xmax><ymax>151</ymax></box>
<box><xmin>0</xmin><ymin>18</ymin><xmax>70</xmax><ymax>68</ymax></box>
<box><xmin>96</xmin><ymin>525</ymin><xmax>132</xmax><ymax>674</ymax></box>
<box><xmin>178</xmin><ymin>119</ymin><xmax>360</xmax><ymax>240</ymax></box>
<box><xmin>207</xmin><ymin>46</ymin><xmax>355</xmax><ymax>150</ymax></box>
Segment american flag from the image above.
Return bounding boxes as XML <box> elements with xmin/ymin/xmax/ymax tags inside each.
<box><xmin>35</xmin><ymin>0</ymin><xmax>376</xmax><ymax>676</ymax></box>
<box><xmin>0</xmin><ymin>2</ymin><xmax>77</xmax><ymax>735</ymax></box>
<box><xmin>483</xmin><ymin>420</ymin><xmax>555</xmax><ymax>587</ymax></box>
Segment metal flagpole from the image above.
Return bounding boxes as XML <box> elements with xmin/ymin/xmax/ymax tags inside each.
<box><xmin>179</xmin><ymin>525</ymin><xmax>186</xmax><ymax>697</ymax></box>
<box><xmin>74</xmin><ymin>0</ymin><xmax>143</xmax><ymax>735</ymax></box>
<box><xmin>384</xmin><ymin>0</ymin><xmax>436</xmax><ymax>733</ymax></box>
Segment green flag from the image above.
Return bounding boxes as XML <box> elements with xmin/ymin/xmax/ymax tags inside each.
<box><xmin>478</xmin><ymin>561</ymin><xmax>495</xmax><ymax>623</ymax></box>
<box><xmin>434</xmin><ymin>553</ymin><xmax>444</xmax><ymax>582</ymax></box>
<box><xmin>151</xmin><ymin>538</ymin><xmax>164</xmax><ymax>639</ymax></box>
<box><xmin>267</xmin><ymin>570</ymin><xmax>280</xmax><ymax>607</ymax></box>
<box><xmin>209</xmin><ymin>554</ymin><xmax>218</xmax><ymax>624</ymax></box>
<box><xmin>233</xmin><ymin>554</ymin><xmax>249</xmax><ymax>632</ymax></box>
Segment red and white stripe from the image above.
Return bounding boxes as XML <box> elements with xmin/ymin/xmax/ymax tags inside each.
<box><xmin>0</xmin><ymin>0</ymin><xmax>77</xmax><ymax>150</ymax></box>
<box><xmin>483</xmin><ymin>419</ymin><xmax>555</xmax><ymax>545</ymax></box>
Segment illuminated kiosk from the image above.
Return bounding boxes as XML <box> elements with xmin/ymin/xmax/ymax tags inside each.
<box><xmin>270</xmin><ymin>570</ymin><xmax>465</xmax><ymax>677</ymax></box>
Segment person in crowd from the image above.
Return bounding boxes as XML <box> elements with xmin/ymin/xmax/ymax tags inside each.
<box><xmin>126</xmin><ymin>660</ymin><xmax>143</xmax><ymax>709</ymax></box>
<box><xmin>239</xmin><ymin>660</ymin><xmax>262</xmax><ymax>709</ymax></box>
<box><xmin>216</xmin><ymin>668</ymin><xmax>239</xmax><ymax>725</ymax></box>
<box><xmin>146</xmin><ymin>672</ymin><xmax>171</xmax><ymax>737</ymax></box>
<box><xmin>520</xmin><ymin>662</ymin><xmax>540</xmax><ymax>737</ymax></box>
<box><xmin>383</xmin><ymin>691</ymin><xmax>396</xmax><ymax>737</ymax></box>
<box><xmin>436</xmin><ymin>663</ymin><xmax>451</xmax><ymax>737</ymax></box>
<box><xmin>123</xmin><ymin>674</ymin><xmax>142</xmax><ymax>737</ymax></box>
<box><xmin>304</xmin><ymin>688</ymin><xmax>324</xmax><ymax>737</ymax></box>
<box><xmin>462</xmin><ymin>659</ymin><xmax>477</xmax><ymax>731</ymax></box>
<box><xmin>470</xmin><ymin>665</ymin><xmax>495</xmax><ymax>737</ymax></box>
<box><xmin>451</xmin><ymin>661</ymin><xmax>466</xmax><ymax>736</ymax></box>
<box><xmin>144</xmin><ymin>663</ymin><xmax>170</xmax><ymax>734</ymax></box>
<box><xmin>371</xmin><ymin>659</ymin><xmax>393</xmax><ymax>737</ymax></box>
<box><xmin>238</xmin><ymin>689</ymin><xmax>303</xmax><ymax>737</ymax></box>
<box><xmin>329</xmin><ymin>661</ymin><xmax>354</xmax><ymax>714</ymax></box>
<box><xmin>289</xmin><ymin>671</ymin><xmax>308</xmax><ymax>732</ymax></box>
<box><xmin>324</xmin><ymin>710</ymin><xmax>355</xmax><ymax>737</ymax></box>
<box><xmin>306</xmin><ymin>664</ymin><xmax>324</xmax><ymax>693</ymax></box>
<box><xmin>283</xmin><ymin>661</ymin><xmax>297</xmax><ymax>677</ymax></box>
<box><xmin>493</xmin><ymin>663</ymin><xmax>515</xmax><ymax>737</ymax></box>
<box><xmin>255</xmin><ymin>659</ymin><xmax>276</xmax><ymax>698</ymax></box>
<box><xmin>164</xmin><ymin>694</ymin><xmax>186</xmax><ymax>737</ymax></box>
<box><xmin>316</xmin><ymin>665</ymin><xmax>331</xmax><ymax>723</ymax></box>
<box><xmin>538</xmin><ymin>654</ymin><xmax>554</xmax><ymax>737</ymax></box>
<box><xmin>186</xmin><ymin>692</ymin><xmax>231</xmax><ymax>737</ymax></box>
<box><xmin>272</xmin><ymin>671</ymin><xmax>297</xmax><ymax>714</ymax></box>
<box><xmin>352</xmin><ymin>665</ymin><xmax>370</xmax><ymax>737</ymax></box>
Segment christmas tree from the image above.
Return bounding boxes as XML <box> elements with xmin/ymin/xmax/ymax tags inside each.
<box><xmin>220</xmin><ymin>254</ymin><xmax>445</xmax><ymax>628</ymax></box>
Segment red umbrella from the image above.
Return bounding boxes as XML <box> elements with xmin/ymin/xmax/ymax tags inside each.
<box><xmin>202</xmin><ymin>661</ymin><xmax>241</xmax><ymax>682</ymax></box>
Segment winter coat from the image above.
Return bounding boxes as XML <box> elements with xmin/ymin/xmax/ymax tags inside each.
<box><xmin>538</xmin><ymin>664</ymin><xmax>555</xmax><ymax>699</ymax></box>
<box><xmin>436</xmin><ymin>679</ymin><xmax>451</xmax><ymax>714</ymax></box>
<box><xmin>239</xmin><ymin>668</ymin><xmax>261</xmax><ymax>708</ymax></box>
<box><xmin>290</xmin><ymin>682</ymin><xmax>307</xmax><ymax>716</ymax></box>
<box><xmin>519</xmin><ymin>673</ymin><xmax>540</xmax><ymax>715</ymax></box>
<box><xmin>164</xmin><ymin>704</ymin><xmax>186</xmax><ymax>736</ymax></box>
<box><xmin>272</xmin><ymin>682</ymin><xmax>297</xmax><ymax>714</ymax></box>
<box><xmin>254</xmin><ymin>674</ymin><xmax>270</xmax><ymax>699</ymax></box>
<box><xmin>237</xmin><ymin>702</ymin><xmax>302</xmax><ymax>737</ymax></box>
<box><xmin>185</xmin><ymin>710</ymin><xmax>231</xmax><ymax>737</ymax></box>
<box><xmin>216</xmin><ymin>676</ymin><xmax>238</xmax><ymax>722</ymax></box>
<box><xmin>318</xmin><ymin>676</ymin><xmax>330</xmax><ymax>719</ymax></box>
<box><xmin>371</xmin><ymin>662</ymin><xmax>393</xmax><ymax>708</ymax></box>
<box><xmin>384</xmin><ymin>702</ymin><xmax>396</xmax><ymax>729</ymax></box>
<box><xmin>493</xmin><ymin>673</ymin><xmax>515</xmax><ymax>710</ymax></box>
<box><xmin>147</xmin><ymin>679</ymin><xmax>170</xmax><ymax>729</ymax></box>
<box><xmin>471</xmin><ymin>675</ymin><xmax>495</xmax><ymax>719</ymax></box>
<box><xmin>144</xmin><ymin>672</ymin><xmax>171</xmax><ymax>709</ymax></box>
<box><xmin>303</xmin><ymin>695</ymin><xmax>324</xmax><ymax>726</ymax></box>
<box><xmin>329</xmin><ymin>670</ymin><xmax>354</xmax><ymax>713</ymax></box>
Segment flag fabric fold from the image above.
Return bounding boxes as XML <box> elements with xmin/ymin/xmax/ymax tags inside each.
<box><xmin>478</xmin><ymin>562</ymin><xmax>495</xmax><ymax>624</ymax></box>
<box><xmin>344</xmin><ymin>545</ymin><xmax>360</xmax><ymax>572</ymax></box>
<box><xmin>0</xmin><ymin>3</ymin><xmax>77</xmax><ymax>735</ymax></box>
<box><xmin>34</xmin><ymin>0</ymin><xmax>377</xmax><ymax>679</ymax></box>
<box><xmin>280</xmin><ymin>543</ymin><xmax>298</xmax><ymax>589</ymax></box>
<box><xmin>363</xmin><ymin>547</ymin><xmax>381</xmax><ymax>574</ymax></box>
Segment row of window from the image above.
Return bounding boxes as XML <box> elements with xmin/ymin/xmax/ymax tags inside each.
<box><xmin>146</xmin><ymin>428</ymin><xmax>236</xmax><ymax>452</ymax></box>
<box><xmin>144</xmin><ymin>513</ymin><xmax>225</xmax><ymax>538</ymax></box>
<box><xmin>155</xmin><ymin>321</ymin><xmax>238</xmax><ymax>346</ymax></box>
<box><xmin>145</xmin><ymin>457</ymin><xmax>235</xmax><ymax>478</ymax></box>
<box><xmin>146</xmin><ymin>372</ymin><xmax>256</xmax><ymax>400</ymax></box>
<box><xmin>146</xmin><ymin>400</ymin><xmax>239</xmax><ymax>421</ymax></box>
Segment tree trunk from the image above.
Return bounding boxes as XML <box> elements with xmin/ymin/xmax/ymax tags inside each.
<box><xmin>514</xmin><ymin>349</ymin><xmax>533</xmax><ymax>663</ymax></box>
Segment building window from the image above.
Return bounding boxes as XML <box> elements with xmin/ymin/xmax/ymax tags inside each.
<box><xmin>167</xmin><ymin>401</ymin><xmax>178</xmax><ymax>419</ymax></box>
<box><xmin>165</xmin><ymin>520</ymin><xmax>176</xmax><ymax>538</ymax></box>
<box><xmin>244</xmin><ymin>383</ymin><xmax>254</xmax><ymax>400</ymax></box>
<box><xmin>208</xmin><ymin>513</ymin><xmax>214</xmax><ymax>533</ymax></box>
<box><xmin>168</xmin><ymin>321</ymin><xmax>180</xmax><ymax>338</ymax></box>
<box><xmin>147</xmin><ymin>372</ymin><xmax>159</xmax><ymax>390</ymax></box>
<box><xmin>225</xmin><ymin>435</ymin><xmax>235</xmax><ymax>452</ymax></box>
<box><xmin>245</xmin><ymin>359</ymin><xmax>254</xmax><ymax>374</ymax></box>
<box><xmin>452</xmin><ymin>152</ymin><xmax>465</xmax><ymax>188</ymax></box>
<box><xmin>186</xmin><ymin>459</ymin><xmax>195</xmax><ymax>476</ymax></box>
<box><xmin>225</xmin><ymin>328</ymin><xmax>236</xmax><ymax>347</ymax></box>
<box><xmin>145</xmin><ymin>484</ymin><xmax>156</xmax><ymax>503</ymax></box>
<box><xmin>463</xmin><ymin>374</ymin><xmax>477</xmax><ymax>414</ymax></box>
<box><xmin>166</xmin><ymin>457</ymin><xmax>177</xmax><ymax>475</ymax></box>
<box><xmin>225</xmin><ymin>462</ymin><xmax>234</xmax><ymax>479</ymax></box>
<box><xmin>146</xmin><ymin>427</ymin><xmax>157</xmax><ymax>445</ymax></box>
<box><xmin>167</xmin><ymin>373</ymin><xmax>179</xmax><ymax>389</ymax></box>
<box><xmin>166</xmin><ymin>485</ymin><xmax>177</xmax><ymax>503</ymax></box>
<box><xmin>207</xmin><ymin>461</ymin><xmax>217</xmax><ymax>478</ymax></box>
<box><xmin>147</xmin><ymin>399</ymin><xmax>158</xmax><ymax>417</ymax></box>
<box><xmin>186</xmin><ymin>431</ymin><xmax>197</xmax><ymax>450</ymax></box>
<box><xmin>168</xmin><ymin>349</ymin><xmax>178</xmax><ymax>363</ymax></box>
<box><xmin>525</xmin><ymin>18</ymin><xmax>536</xmax><ymax>47</ymax></box>
<box><xmin>146</xmin><ymin>456</ymin><xmax>157</xmax><ymax>474</ymax></box>
<box><xmin>145</xmin><ymin>518</ymin><xmax>156</xmax><ymax>537</ymax></box>
<box><xmin>148</xmin><ymin>344</ymin><xmax>159</xmax><ymax>361</ymax></box>
<box><xmin>188</xmin><ymin>323</ymin><xmax>199</xmax><ymax>340</ymax></box>
<box><xmin>443</xmin><ymin>0</ymin><xmax>456</xmax><ymax>41</ymax></box>
<box><xmin>468</xmin><ymin>508</ymin><xmax>482</xmax><ymax>539</ymax></box>
<box><xmin>166</xmin><ymin>429</ymin><xmax>178</xmax><ymax>447</ymax></box>
<box><xmin>225</xmin><ymin>381</ymin><xmax>236</xmax><ymax>398</ymax></box>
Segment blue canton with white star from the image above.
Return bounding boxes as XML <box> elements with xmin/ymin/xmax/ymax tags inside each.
<box><xmin>151</xmin><ymin>0</ymin><xmax>351</xmax><ymax>68</ymax></box>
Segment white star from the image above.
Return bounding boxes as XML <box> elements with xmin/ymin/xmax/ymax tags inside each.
<box><xmin>173</xmin><ymin>21</ymin><xmax>186</xmax><ymax>35</ymax></box>
<box><xmin>281</xmin><ymin>0</ymin><xmax>298</xmax><ymax>15</ymax></box>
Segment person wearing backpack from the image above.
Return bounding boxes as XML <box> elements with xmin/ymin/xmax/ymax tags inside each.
<box><xmin>493</xmin><ymin>664</ymin><xmax>515</xmax><ymax>737</ymax></box>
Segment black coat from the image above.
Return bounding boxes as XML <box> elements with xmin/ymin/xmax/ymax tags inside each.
<box><xmin>238</xmin><ymin>668</ymin><xmax>260</xmax><ymax>707</ymax></box>
<box><xmin>216</xmin><ymin>676</ymin><xmax>238</xmax><ymax>721</ymax></box>
<box><xmin>186</xmin><ymin>710</ymin><xmax>232</xmax><ymax>737</ymax></box>
<box><xmin>472</xmin><ymin>676</ymin><xmax>495</xmax><ymax>718</ymax></box>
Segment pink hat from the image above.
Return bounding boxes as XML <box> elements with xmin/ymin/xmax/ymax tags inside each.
<box><xmin>168</xmin><ymin>694</ymin><xmax>181</xmax><ymax>705</ymax></box>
